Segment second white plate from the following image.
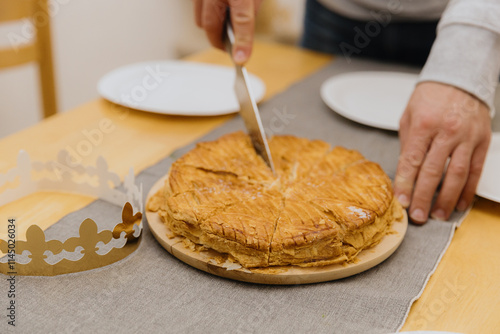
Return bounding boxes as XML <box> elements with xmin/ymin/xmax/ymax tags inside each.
<box><xmin>477</xmin><ymin>132</ymin><xmax>500</xmax><ymax>202</ymax></box>
<box><xmin>321</xmin><ymin>71</ymin><xmax>418</xmax><ymax>131</ymax></box>
<box><xmin>97</xmin><ymin>60</ymin><xmax>266</xmax><ymax>116</ymax></box>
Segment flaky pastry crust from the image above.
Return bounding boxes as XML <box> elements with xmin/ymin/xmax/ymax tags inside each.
<box><xmin>148</xmin><ymin>132</ymin><xmax>403</xmax><ymax>268</ymax></box>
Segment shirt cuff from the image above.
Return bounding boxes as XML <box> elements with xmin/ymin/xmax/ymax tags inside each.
<box><xmin>418</xmin><ymin>23</ymin><xmax>500</xmax><ymax>118</ymax></box>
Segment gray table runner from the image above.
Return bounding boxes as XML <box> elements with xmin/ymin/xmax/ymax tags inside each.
<box><xmin>1</xmin><ymin>57</ymin><xmax>476</xmax><ymax>334</ymax></box>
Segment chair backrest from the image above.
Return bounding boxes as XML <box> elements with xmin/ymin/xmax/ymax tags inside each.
<box><xmin>0</xmin><ymin>0</ymin><xmax>58</xmax><ymax>118</ymax></box>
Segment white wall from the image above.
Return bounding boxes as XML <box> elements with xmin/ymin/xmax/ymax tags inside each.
<box><xmin>0</xmin><ymin>0</ymin><xmax>209</xmax><ymax>138</ymax></box>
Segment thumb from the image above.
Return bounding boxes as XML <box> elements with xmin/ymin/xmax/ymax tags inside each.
<box><xmin>229</xmin><ymin>0</ymin><xmax>255</xmax><ymax>65</ymax></box>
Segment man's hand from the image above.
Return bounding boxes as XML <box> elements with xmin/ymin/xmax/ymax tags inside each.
<box><xmin>194</xmin><ymin>0</ymin><xmax>262</xmax><ymax>65</ymax></box>
<box><xmin>395</xmin><ymin>82</ymin><xmax>491</xmax><ymax>224</ymax></box>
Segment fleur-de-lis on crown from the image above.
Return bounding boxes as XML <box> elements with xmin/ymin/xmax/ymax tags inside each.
<box><xmin>64</xmin><ymin>219</ymin><xmax>113</xmax><ymax>259</ymax></box>
<box><xmin>112</xmin><ymin>202</ymin><xmax>143</xmax><ymax>240</ymax></box>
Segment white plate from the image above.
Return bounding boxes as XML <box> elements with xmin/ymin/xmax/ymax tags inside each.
<box><xmin>97</xmin><ymin>60</ymin><xmax>266</xmax><ymax>116</ymax></box>
<box><xmin>477</xmin><ymin>132</ymin><xmax>500</xmax><ymax>202</ymax></box>
<box><xmin>321</xmin><ymin>71</ymin><xmax>418</xmax><ymax>131</ymax></box>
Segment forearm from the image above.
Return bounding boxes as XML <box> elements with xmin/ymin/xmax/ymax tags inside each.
<box><xmin>418</xmin><ymin>0</ymin><xmax>500</xmax><ymax>116</ymax></box>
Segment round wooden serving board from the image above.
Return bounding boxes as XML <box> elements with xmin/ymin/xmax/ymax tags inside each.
<box><xmin>146</xmin><ymin>175</ymin><xmax>408</xmax><ymax>285</ymax></box>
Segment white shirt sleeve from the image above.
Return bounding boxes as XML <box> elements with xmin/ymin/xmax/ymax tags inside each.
<box><xmin>418</xmin><ymin>0</ymin><xmax>500</xmax><ymax>117</ymax></box>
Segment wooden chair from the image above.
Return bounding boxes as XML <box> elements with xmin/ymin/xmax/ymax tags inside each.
<box><xmin>0</xmin><ymin>0</ymin><xmax>58</xmax><ymax>118</ymax></box>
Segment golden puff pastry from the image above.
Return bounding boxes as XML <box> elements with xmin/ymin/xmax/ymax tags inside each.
<box><xmin>148</xmin><ymin>132</ymin><xmax>403</xmax><ymax>268</ymax></box>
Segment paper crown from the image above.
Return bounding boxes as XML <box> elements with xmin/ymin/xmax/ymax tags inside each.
<box><xmin>0</xmin><ymin>150</ymin><xmax>143</xmax><ymax>276</ymax></box>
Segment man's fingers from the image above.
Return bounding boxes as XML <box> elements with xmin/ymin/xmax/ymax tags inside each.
<box><xmin>430</xmin><ymin>144</ymin><xmax>472</xmax><ymax>220</ymax></box>
<box><xmin>255</xmin><ymin>0</ymin><xmax>264</xmax><ymax>13</ymax></box>
<box><xmin>198</xmin><ymin>0</ymin><xmax>257</xmax><ymax>62</ymax></box>
<box><xmin>194</xmin><ymin>0</ymin><xmax>203</xmax><ymax>28</ymax></box>
<box><xmin>408</xmin><ymin>138</ymin><xmax>452</xmax><ymax>223</ymax></box>
<box><xmin>394</xmin><ymin>133</ymin><xmax>431</xmax><ymax>208</ymax></box>
<box><xmin>395</xmin><ymin>82</ymin><xmax>492</xmax><ymax>224</ymax></box>
<box><xmin>398</xmin><ymin>111</ymin><xmax>410</xmax><ymax>150</ymax></box>
<box><xmin>229</xmin><ymin>0</ymin><xmax>255</xmax><ymax>64</ymax></box>
<box><xmin>202</xmin><ymin>0</ymin><xmax>228</xmax><ymax>50</ymax></box>
<box><xmin>456</xmin><ymin>137</ymin><xmax>490</xmax><ymax>211</ymax></box>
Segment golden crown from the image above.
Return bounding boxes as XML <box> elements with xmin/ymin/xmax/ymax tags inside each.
<box><xmin>0</xmin><ymin>150</ymin><xmax>143</xmax><ymax>276</ymax></box>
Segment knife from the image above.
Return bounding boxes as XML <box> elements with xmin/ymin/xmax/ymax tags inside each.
<box><xmin>223</xmin><ymin>13</ymin><xmax>275</xmax><ymax>173</ymax></box>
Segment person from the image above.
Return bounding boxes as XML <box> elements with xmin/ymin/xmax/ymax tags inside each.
<box><xmin>193</xmin><ymin>0</ymin><xmax>500</xmax><ymax>224</ymax></box>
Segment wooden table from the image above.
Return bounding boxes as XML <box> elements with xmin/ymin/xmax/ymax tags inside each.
<box><xmin>1</xmin><ymin>41</ymin><xmax>499</xmax><ymax>333</ymax></box>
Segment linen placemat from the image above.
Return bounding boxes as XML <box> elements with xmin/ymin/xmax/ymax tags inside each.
<box><xmin>1</xmin><ymin>57</ymin><xmax>474</xmax><ymax>333</ymax></box>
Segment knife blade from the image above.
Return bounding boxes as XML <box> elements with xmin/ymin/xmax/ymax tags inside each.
<box><xmin>223</xmin><ymin>13</ymin><xmax>275</xmax><ymax>173</ymax></box>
